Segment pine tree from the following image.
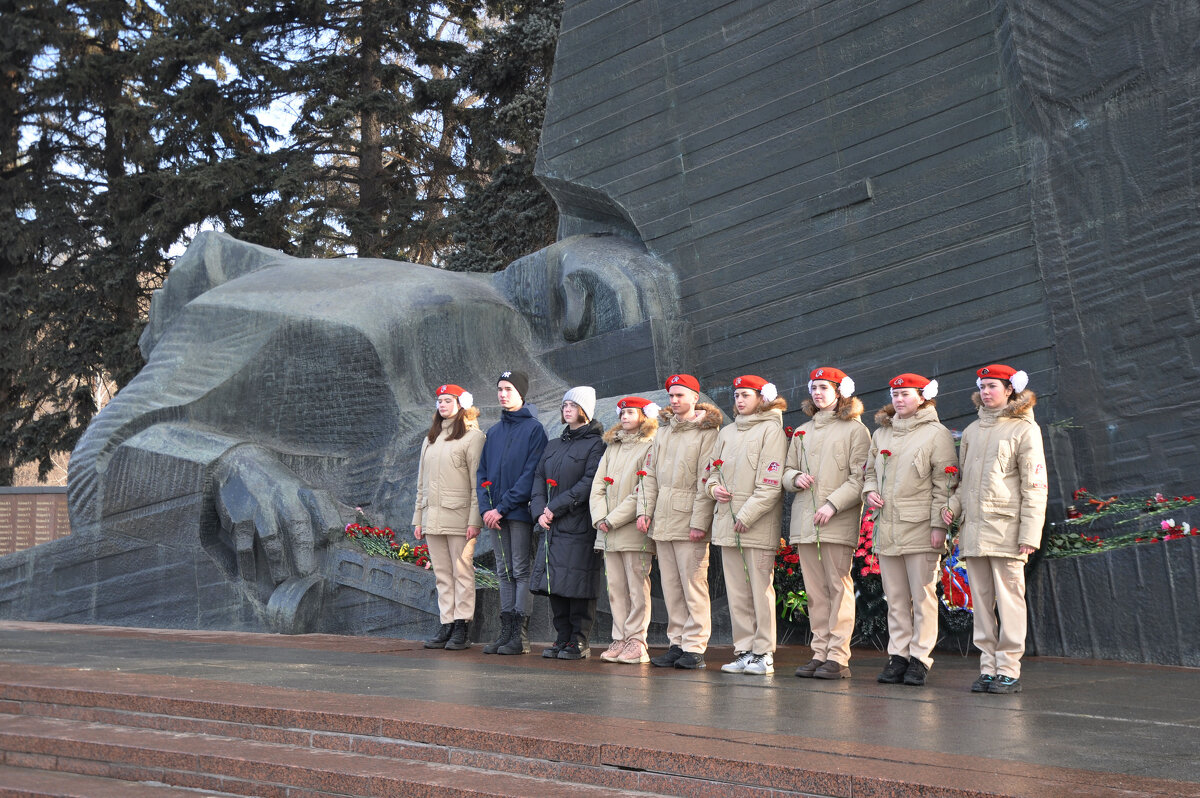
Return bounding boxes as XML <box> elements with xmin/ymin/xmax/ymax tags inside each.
<box><xmin>0</xmin><ymin>0</ymin><xmax>297</xmax><ymax>483</ymax></box>
<box><xmin>447</xmin><ymin>0</ymin><xmax>561</xmax><ymax>272</ymax></box>
<box><xmin>272</xmin><ymin>0</ymin><xmax>488</xmax><ymax>262</ymax></box>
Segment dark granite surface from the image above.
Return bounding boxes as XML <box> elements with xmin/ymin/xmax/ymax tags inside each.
<box><xmin>1</xmin><ymin>621</ymin><xmax>1196</xmax><ymax>787</ymax></box>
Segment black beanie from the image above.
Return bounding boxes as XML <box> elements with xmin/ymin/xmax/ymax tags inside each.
<box><xmin>497</xmin><ymin>370</ymin><xmax>530</xmax><ymax>400</ymax></box>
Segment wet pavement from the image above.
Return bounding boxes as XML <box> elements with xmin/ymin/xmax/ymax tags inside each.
<box><xmin>1</xmin><ymin>620</ymin><xmax>1197</xmax><ymax>787</ymax></box>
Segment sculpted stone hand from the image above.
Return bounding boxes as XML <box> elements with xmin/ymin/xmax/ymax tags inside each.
<box><xmin>213</xmin><ymin>446</ymin><xmax>345</xmax><ymax>590</ymax></box>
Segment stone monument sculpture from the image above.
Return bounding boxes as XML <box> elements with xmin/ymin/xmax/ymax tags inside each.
<box><xmin>2</xmin><ymin>1</ymin><xmax>1196</xmax><ymax>661</ymax></box>
<box><xmin>0</xmin><ymin>232</ymin><xmax>681</xmax><ymax>634</ymax></box>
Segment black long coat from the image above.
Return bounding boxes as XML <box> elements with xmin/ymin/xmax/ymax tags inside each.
<box><xmin>530</xmin><ymin>419</ymin><xmax>606</xmax><ymax>598</ymax></box>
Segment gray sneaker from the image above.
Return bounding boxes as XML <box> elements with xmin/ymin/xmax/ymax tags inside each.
<box><xmin>721</xmin><ymin>651</ymin><xmax>754</xmax><ymax>673</ymax></box>
<box><xmin>988</xmin><ymin>675</ymin><xmax>1022</xmax><ymax>694</ymax></box>
<box><xmin>744</xmin><ymin>652</ymin><xmax>774</xmax><ymax>675</ymax></box>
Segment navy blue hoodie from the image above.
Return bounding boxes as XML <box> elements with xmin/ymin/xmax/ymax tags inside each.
<box><xmin>476</xmin><ymin>404</ymin><xmax>548</xmax><ymax>524</ymax></box>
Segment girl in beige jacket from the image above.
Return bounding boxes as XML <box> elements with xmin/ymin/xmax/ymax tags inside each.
<box><xmin>706</xmin><ymin>375</ymin><xmax>789</xmax><ymax>676</ymax></box>
<box><xmin>783</xmin><ymin>367</ymin><xmax>870</xmax><ymax>680</ymax></box>
<box><xmin>863</xmin><ymin>373</ymin><xmax>956</xmax><ymax>686</ymax></box>
<box><xmin>590</xmin><ymin>396</ymin><xmax>659</xmax><ymax>664</ymax></box>
<box><xmin>943</xmin><ymin>364</ymin><xmax>1047</xmax><ymax>694</ymax></box>
<box><xmin>413</xmin><ymin>384</ymin><xmax>485</xmax><ymax>650</ymax></box>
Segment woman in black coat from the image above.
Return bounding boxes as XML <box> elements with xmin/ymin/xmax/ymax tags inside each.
<box><xmin>531</xmin><ymin>386</ymin><xmax>607</xmax><ymax>660</ymax></box>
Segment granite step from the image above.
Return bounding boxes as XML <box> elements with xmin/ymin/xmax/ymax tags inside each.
<box><xmin>2</xmin><ymin>662</ymin><xmax>1194</xmax><ymax>798</ymax></box>
<box><xmin>0</xmin><ymin>678</ymin><xmax>820</xmax><ymax>797</ymax></box>
<box><xmin>0</xmin><ymin>764</ymin><xmax>245</xmax><ymax>798</ymax></box>
<box><xmin>0</xmin><ymin>714</ymin><xmax>677</xmax><ymax>798</ymax></box>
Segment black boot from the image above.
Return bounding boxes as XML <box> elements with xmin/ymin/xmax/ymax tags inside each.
<box><xmin>444</xmin><ymin>619</ymin><xmax>471</xmax><ymax>650</ymax></box>
<box><xmin>423</xmin><ymin>622</ymin><xmax>453</xmax><ymax>649</ymax></box>
<box><xmin>498</xmin><ymin>613</ymin><xmax>530</xmax><ymax>655</ymax></box>
<box><xmin>483</xmin><ymin>612</ymin><xmax>513</xmax><ymax>654</ymax></box>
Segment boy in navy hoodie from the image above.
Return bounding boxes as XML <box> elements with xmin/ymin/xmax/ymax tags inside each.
<box><xmin>476</xmin><ymin>370</ymin><xmax>548</xmax><ymax>654</ymax></box>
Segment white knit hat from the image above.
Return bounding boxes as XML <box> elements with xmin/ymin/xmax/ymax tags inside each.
<box><xmin>562</xmin><ymin>386</ymin><xmax>597</xmax><ymax>421</ymax></box>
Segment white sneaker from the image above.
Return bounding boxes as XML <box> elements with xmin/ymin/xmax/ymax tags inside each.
<box><xmin>721</xmin><ymin>651</ymin><xmax>754</xmax><ymax>673</ymax></box>
<box><xmin>744</xmin><ymin>653</ymin><xmax>774</xmax><ymax>675</ymax></box>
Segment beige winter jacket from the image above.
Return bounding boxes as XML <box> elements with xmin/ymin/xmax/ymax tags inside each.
<box><xmin>704</xmin><ymin>406</ymin><xmax>789</xmax><ymax>550</ymax></box>
<box><xmin>948</xmin><ymin>392</ymin><xmax>1048</xmax><ymax>560</ymax></box>
<box><xmin>641</xmin><ymin>403</ymin><xmax>723</xmax><ymax>543</ymax></box>
<box><xmin>411</xmin><ymin>419</ymin><xmax>485</xmax><ymax>534</ymax></box>
<box><xmin>783</xmin><ymin>398</ymin><xmax>871</xmax><ymax>546</ymax></box>
<box><xmin>862</xmin><ymin>404</ymin><xmax>956</xmax><ymax>556</ymax></box>
<box><xmin>589</xmin><ymin>419</ymin><xmax>657</xmax><ymax>553</ymax></box>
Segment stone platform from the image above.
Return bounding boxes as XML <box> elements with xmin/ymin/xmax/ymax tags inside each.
<box><xmin>0</xmin><ymin>621</ymin><xmax>1196</xmax><ymax>797</ymax></box>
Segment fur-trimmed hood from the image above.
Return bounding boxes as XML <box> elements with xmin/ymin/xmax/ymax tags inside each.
<box><xmin>801</xmin><ymin>396</ymin><xmax>864</xmax><ymax>421</ymax></box>
<box><xmin>658</xmin><ymin>401</ymin><xmax>724</xmax><ymax>431</ymax></box>
<box><xmin>970</xmin><ymin>389</ymin><xmax>1037</xmax><ymax>418</ymax></box>
<box><xmin>874</xmin><ymin>401</ymin><xmax>938</xmax><ymax>428</ymax></box>
<box><xmin>603</xmin><ymin>416</ymin><xmax>658</xmax><ymax>444</ymax></box>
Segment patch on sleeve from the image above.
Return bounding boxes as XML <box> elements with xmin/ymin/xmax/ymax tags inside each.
<box><xmin>767</xmin><ymin>461</ymin><xmax>781</xmax><ymax>473</ymax></box>
<box><xmin>762</xmin><ymin>477</ymin><xmax>779</xmax><ymax>486</ymax></box>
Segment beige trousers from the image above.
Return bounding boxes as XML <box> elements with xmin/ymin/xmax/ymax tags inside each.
<box><xmin>964</xmin><ymin>556</ymin><xmax>1027</xmax><ymax>679</ymax></box>
<box><xmin>425</xmin><ymin>533</ymin><xmax>477</xmax><ymax>623</ymax></box>
<box><xmin>878</xmin><ymin>551</ymin><xmax>940</xmax><ymax>667</ymax></box>
<box><xmin>797</xmin><ymin>542</ymin><xmax>855</xmax><ymax>665</ymax></box>
<box><xmin>604</xmin><ymin>550</ymin><xmax>654</xmax><ymax>643</ymax></box>
<box><xmin>655</xmin><ymin>539</ymin><xmax>712</xmax><ymax>653</ymax></box>
<box><xmin>721</xmin><ymin>545</ymin><xmax>777</xmax><ymax>655</ymax></box>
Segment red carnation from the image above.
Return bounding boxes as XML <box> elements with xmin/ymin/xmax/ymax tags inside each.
<box><xmin>712</xmin><ymin>459</ymin><xmax>724</xmax><ymax>467</ymax></box>
<box><xmin>796</xmin><ymin>429</ymin><xmax>805</xmax><ymax>438</ymax></box>
<box><xmin>880</xmin><ymin>449</ymin><xmax>892</xmax><ymax>457</ymax></box>
<box><xmin>637</xmin><ymin>470</ymin><xmax>648</xmax><ymax>477</ymax></box>
<box><xmin>603</xmin><ymin>476</ymin><xmax>614</xmax><ymax>484</ymax></box>
<box><xmin>784</xmin><ymin>426</ymin><xmax>794</xmax><ymax>437</ymax></box>
<box><xmin>945</xmin><ymin>466</ymin><xmax>959</xmax><ymax>475</ymax></box>
<box><xmin>546</xmin><ymin>479</ymin><xmax>558</xmax><ymax>487</ymax></box>
<box><xmin>481</xmin><ymin>480</ymin><xmax>492</xmax><ymax>488</ymax></box>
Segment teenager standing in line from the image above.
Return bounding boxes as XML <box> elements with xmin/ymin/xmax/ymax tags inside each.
<box><xmin>706</xmin><ymin>375</ymin><xmax>789</xmax><ymax>676</ymax></box>
<box><xmin>638</xmin><ymin>374</ymin><xmax>723</xmax><ymax>670</ymax></box>
<box><xmin>476</xmin><ymin>371</ymin><xmax>548</xmax><ymax>655</ymax></box>
<box><xmin>863</xmin><ymin>373</ymin><xmax>956</xmax><ymax>687</ymax></box>
<box><xmin>531</xmin><ymin>387</ymin><xmax>607</xmax><ymax>660</ymax></box>
<box><xmin>783</xmin><ymin>367</ymin><xmax>870</xmax><ymax>679</ymax></box>
<box><xmin>590</xmin><ymin>396</ymin><xmax>659</xmax><ymax>664</ymax></box>
<box><xmin>944</xmin><ymin>364</ymin><xmax>1047</xmax><ymax>694</ymax></box>
<box><xmin>414</xmin><ymin>384</ymin><xmax>486</xmax><ymax>650</ymax></box>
